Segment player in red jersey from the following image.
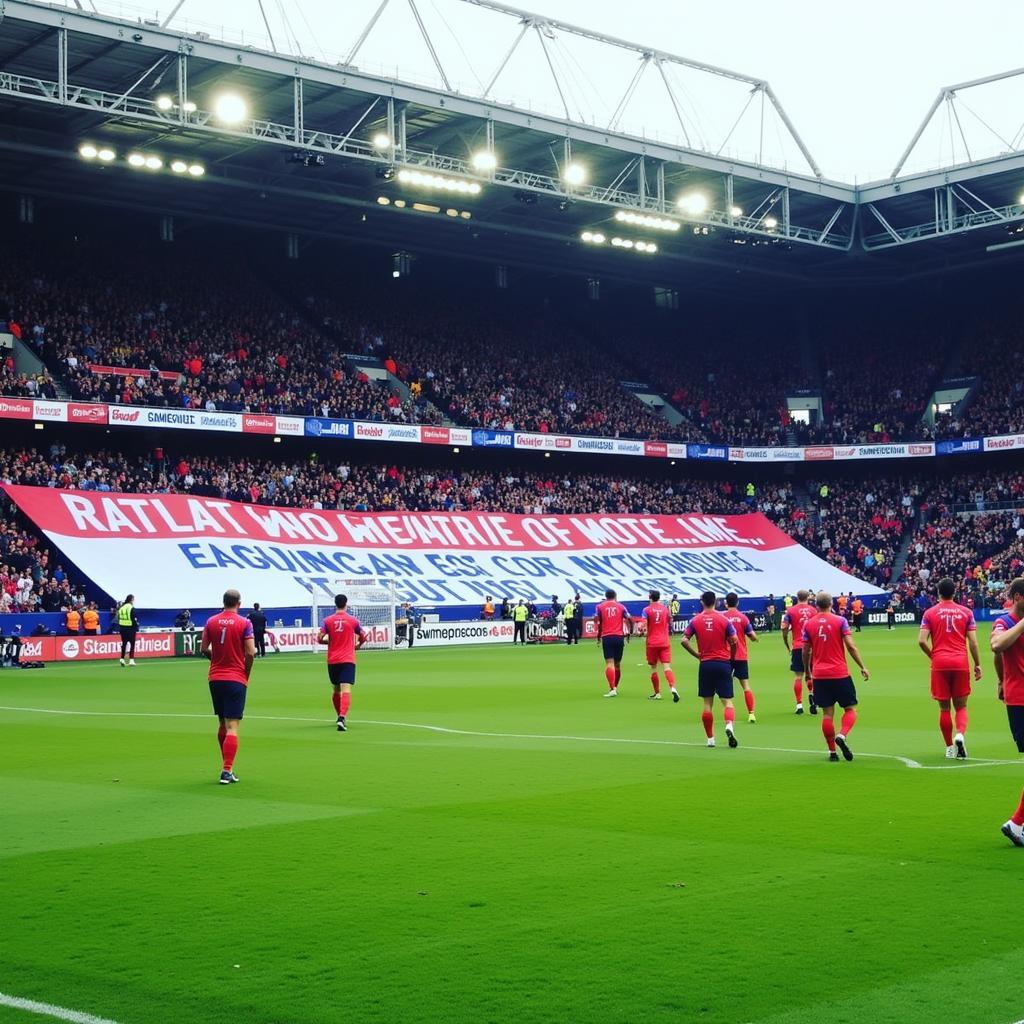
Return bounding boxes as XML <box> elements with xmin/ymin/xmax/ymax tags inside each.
<box><xmin>200</xmin><ymin>589</ymin><xmax>256</xmax><ymax>785</ymax></box>
<box><xmin>723</xmin><ymin>592</ymin><xmax>759</xmax><ymax>723</ymax></box>
<box><xmin>642</xmin><ymin>590</ymin><xmax>678</xmax><ymax>702</ymax></box>
<box><xmin>801</xmin><ymin>592</ymin><xmax>869</xmax><ymax>762</ymax></box>
<box><xmin>318</xmin><ymin>593</ymin><xmax>365</xmax><ymax>732</ymax></box>
<box><xmin>917</xmin><ymin>576</ymin><xmax>981</xmax><ymax>758</ymax></box>
<box><xmin>990</xmin><ymin>578</ymin><xmax>1024</xmax><ymax>845</ymax></box>
<box><xmin>594</xmin><ymin>589</ymin><xmax>632</xmax><ymax>697</ymax></box>
<box><xmin>782</xmin><ymin>589</ymin><xmax>817</xmax><ymax>715</ymax></box>
<box><xmin>681</xmin><ymin>591</ymin><xmax>739</xmax><ymax>748</ymax></box>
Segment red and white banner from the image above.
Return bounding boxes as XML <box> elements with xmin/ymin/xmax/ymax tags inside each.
<box><xmin>17</xmin><ymin>632</ymin><xmax>175</xmax><ymax>663</ymax></box>
<box><xmin>2</xmin><ymin>485</ymin><xmax>884</xmax><ymax>609</ymax></box>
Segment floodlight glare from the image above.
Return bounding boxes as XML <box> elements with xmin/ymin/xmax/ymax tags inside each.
<box><xmin>79</xmin><ymin>144</ymin><xmax>98</xmax><ymax>160</ymax></box>
<box><xmin>170</xmin><ymin>160</ymin><xmax>188</xmax><ymax>174</ymax></box>
<box><xmin>213</xmin><ymin>93</ymin><xmax>248</xmax><ymax>125</ymax></box>
<box><xmin>729</xmin><ymin>205</ymin><xmax>743</xmax><ymax>217</ymax></box>
<box><xmin>396</xmin><ymin>168</ymin><xmax>481</xmax><ymax>195</ymax></box>
<box><xmin>372</xmin><ymin>132</ymin><xmax>393</xmax><ymax>149</ymax></box>
<box><xmin>127</xmin><ymin>153</ymin><xmax>146</xmax><ymax>167</ymax></box>
<box><xmin>97</xmin><ymin>147</ymin><xmax>116</xmax><ymax>162</ymax></box>
<box><xmin>472</xmin><ymin>150</ymin><xmax>497</xmax><ymax>172</ymax></box>
<box><xmin>614</xmin><ymin>210</ymin><xmax>679</xmax><ymax>232</ymax></box>
<box><xmin>580</xmin><ymin>231</ymin><xmax>606</xmax><ymax>244</ymax></box>
<box><xmin>764</xmin><ymin>215</ymin><xmax>778</xmax><ymax>229</ymax></box>
<box><xmin>563</xmin><ymin>163</ymin><xmax>586</xmax><ymax>186</ymax></box>
<box><xmin>677</xmin><ymin>192</ymin><xmax>708</xmax><ymax>215</ymax></box>
<box><xmin>156</xmin><ymin>95</ymin><xmax>173</xmax><ymax>111</ymax></box>
<box><xmin>182</xmin><ymin>101</ymin><xmax>197</xmax><ymax>113</ymax></box>
<box><xmin>187</xmin><ymin>163</ymin><xmax>205</xmax><ymax>177</ymax></box>
<box><xmin>144</xmin><ymin>155</ymin><xmax>163</xmax><ymax>170</ymax></box>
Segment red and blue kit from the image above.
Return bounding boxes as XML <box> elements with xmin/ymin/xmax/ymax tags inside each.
<box><xmin>595</xmin><ymin>599</ymin><xmax>629</xmax><ymax>661</ymax></box>
<box><xmin>723</xmin><ymin>609</ymin><xmax>754</xmax><ymax>679</ymax></box>
<box><xmin>685</xmin><ymin>610</ymin><xmax>737</xmax><ymax>699</ymax></box>
<box><xmin>802</xmin><ymin>612</ymin><xmax>856</xmax><ymax>708</ymax></box>
<box><xmin>921</xmin><ymin>602</ymin><xmax>976</xmax><ymax>700</ymax></box>
<box><xmin>642</xmin><ymin>602</ymin><xmax>672</xmax><ymax>666</ymax></box>
<box><xmin>322</xmin><ymin>610</ymin><xmax>364</xmax><ymax>686</ymax></box>
<box><xmin>203</xmin><ymin>610</ymin><xmax>254</xmax><ymax>720</ymax></box>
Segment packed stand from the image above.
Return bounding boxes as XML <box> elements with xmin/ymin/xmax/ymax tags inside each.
<box><xmin>0</xmin><ymin>247</ymin><xmax>435</xmax><ymax>423</ymax></box>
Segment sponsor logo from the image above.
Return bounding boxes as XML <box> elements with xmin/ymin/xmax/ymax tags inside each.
<box><xmin>356</xmin><ymin>423</ymin><xmax>385</xmax><ymax>438</ymax></box>
<box><xmin>908</xmin><ymin>444</ymin><xmax>933</xmax><ymax>456</ymax></box>
<box><xmin>18</xmin><ymin>637</ymin><xmax>44</xmax><ymax>659</ymax></box>
<box><xmin>243</xmin><ymin>415</ymin><xmax>276</xmax><ymax>434</ymax></box>
<box><xmin>770</xmin><ymin>448</ymin><xmax>802</xmax><ymax>461</ymax></box>
<box><xmin>856</xmin><ymin>445</ymin><xmax>905</xmax><ymax>457</ymax></box>
<box><xmin>687</xmin><ymin>444</ymin><xmax>727</xmax><ymax>461</ymax></box>
<box><xmin>0</xmin><ymin>398</ymin><xmax>33</xmax><ymax>418</ymax></box>
<box><xmin>419</xmin><ymin>625</ymin><xmax>494</xmax><ymax>641</ymax></box>
<box><xmin>198</xmin><ymin>414</ymin><xmax>240</xmax><ymax>430</ymax></box>
<box><xmin>33</xmin><ymin>402</ymin><xmax>66</xmax><ymax>421</ymax></box>
<box><xmin>147</xmin><ymin>410</ymin><xmax>196</xmax><ymax>427</ymax></box>
<box><xmin>729</xmin><ymin>448</ymin><xmax>745</xmax><ymax>460</ymax></box>
<box><xmin>985</xmin><ymin>436</ymin><xmax>1023</xmax><ymax>451</ymax></box>
<box><xmin>275</xmin><ymin>416</ymin><xmax>304</xmax><ymax>436</ymax></box>
<box><xmin>866</xmin><ymin>611</ymin><xmax>916</xmax><ymax>625</ymax></box>
<box><xmin>833</xmin><ymin>447</ymin><xmax>856</xmax><ymax>458</ymax></box>
<box><xmin>305</xmin><ymin>418</ymin><xmax>352</xmax><ymax>438</ymax></box>
<box><xmin>69</xmin><ymin>403</ymin><xmax>108</xmax><ymax>423</ymax></box>
<box><xmin>385</xmin><ymin>425</ymin><xmax>420</xmax><ymax>441</ymax></box>
<box><xmin>110</xmin><ymin>408</ymin><xmax>142</xmax><ymax>423</ymax></box>
<box><xmin>555</xmin><ymin>437</ymin><xmax>571</xmax><ymax>449</ymax></box>
<box><xmin>614</xmin><ymin>440</ymin><xmax>644</xmax><ymax>454</ymax></box>
<box><xmin>644</xmin><ymin>441</ymin><xmax>668</xmax><ymax>457</ymax></box>
<box><xmin>471</xmin><ymin>429</ymin><xmax>514</xmax><ymax>448</ymax></box>
<box><xmin>62</xmin><ymin>638</ymin><xmax>80</xmax><ymax>659</ymax></box>
<box><xmin>516</xmin><ymin>434</ymin><xmax>545</xmax><ymax>449</ymax></box>
<box><xmin>421</xmin><ymin>427</ymin><xmax>451</xmax><ymax>444</ymax></box>
<box><xmin>804</xmin><ymin>446</ymin><xmax>834</xmax><ymax>461</ymax></box>
<box><xmin>448</xmin><ymin>429</ymin><xmax>472</xmax><ymax>446</ymax></box>
<box><xmin>578</xmin><ymin>439</ymin><xmax>615</xmax><ymax>451</ymax></box>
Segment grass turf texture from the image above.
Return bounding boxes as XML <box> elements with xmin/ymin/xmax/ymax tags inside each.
<box><xmin>2</xmin><ymin>624</ymin><xmax>1023</xmax><ymax>1024</ymax></box>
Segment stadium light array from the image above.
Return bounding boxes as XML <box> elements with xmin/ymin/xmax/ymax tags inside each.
<box><xmin>580</xmin><ymin>231</ymin><xmax>607</xmax><ymax>244</ymax></box>
<box><xmin>171</xmin><ymin>160</ymin><xmax>188</xmax><ymax>174</ymax></box>
<box><xmin>614</xmin><ymin>211</ymin><xmax>679</xmax><ymax>232</ymax></box>
<box><xmin>396</xmin><ymin>169</ymin><xmax>481</xmax><ymax>194</ymax></box>
<box><xmin>563</xmin><ymin>163</ymin><xmax>587</xmax><ymax>186</ymax></box>
<box><xmin>372</xmin><ymin>132</ymin><xmax>393</xmax><ymax>150</ymax></box>
<box><xmin>156</xmin><ymin>95</ymin><xmax>173</xmax><ymax>111</ymax></box>
<box><xmin>611</xmin><ymin>237</ymin><xmax>657</xmax><ymax>252</ymax></box>
<box><xmin>378</xmin><ymin>195</ymin><xmax>472</xmax><ymax>219</ymax></box>
<box><xmin>79</xmin><ymin>144</ymin><xmax>116</xmax><ymax>162</ymax></box>
<box><xmin>472</xmin><ymin>150</ymin><xmax>497</xmax><ymax>172</ymax></box>
<box><xmin>155</xmin><ymin>94</ymin><xmax>197</xmax><ymax>115</ymax></box>
<box><xmin>213</xmin><ymin>92</ymin><xmax>248</xmax><ymax>125</ymax></box>
<box><xmin>763</xmin><ymin>216</ymin><xmax>779</xmax><ymax>229</ymax></box>
<box><xmin>144</xmin><ymin>155</ymin><xmax>163</xmax><ymax>170</ymax></box>
<box><xmin>677</xmin><ymin>192</ymin><xmax>709</xmax><ymax>216</ymax></box>
<box><xmin>127</xmin><ymin>153</ymin><xmax>146</xmax><ymax>167</ymax></box>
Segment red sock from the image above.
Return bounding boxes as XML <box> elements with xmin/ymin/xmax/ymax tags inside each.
<box><xmin>332</xmin><ymin>692</ymin><xmax>342</xmax><ymax>716</ymax></box>
<box><xmin>1012</xmin><ymin>788</ymin><xmax>1024</xmax><ymax>827</ymax></box>
<box><xmin>839</xmin><ymin>708</ymin><xmax>857</xmax><ymax>737</ymax></box>
<box><xmin>614</xmin><ymin>666</ymin><xmax>621</xmax><ymax>686</ymax></box>
<box><xmin>807</xmin><ymin>678</ymin><xmax>814</xmax><ymax>695</ymax></box>
<box><xmin>222</xmin><ymin>734</ymin><xmax>238</xmax><ymax>772</ymax></box>
<box><xmin>794</xmin><ymin>678</ymin><xmax>803</xmax><ymax>702</ymax></box>
<box><xmin>665</xmin><ymin>669</ymin><xmax>676</xmax><ymax>688</ymax></box>
<box><xmin>605</xmin><ymin>666</ymin><xmax>616</xmax><ymax>689</ymax></box>
<box><xmin>217</xmin><ymin>725</ymin><xmax>226</xmax><ymax>752</ymax></box>
<box><xmin>822</xmin><ymin>717</ymin><xmax>837</xmax><ymax>752</ymax></box>
<box><xmin>340</xmin><ymin>691</ymin><xmax>351</xmax><ymax>717</ymax></box>
<box><xmin>723</xmin><ymin>706</ymin><xmax>735</xmax><ymax>727</ymax></box>
<box><xmin>743</xmin><ymin>689</ymin><xmax>755</xmax><ymax>713</ymax></box>
<box><xmin>938</xmin><ymin>709</ymin><xmax>953</xmax><ymax>745</ymax></box>
<box><xmin>701</xmin><ymin>710</ymin><xmax>714</xmax><ymax>738</ymax></box>
<box><xmin>954</xmin><ymin>707</ymin><xmax>968</xmax><ymax>735</ymax></box>
<box><xmin>650</xmin><ymin>672</ymin><xmax>660</xmax><ymax>695</ymax></box>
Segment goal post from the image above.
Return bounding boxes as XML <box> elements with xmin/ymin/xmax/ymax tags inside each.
<box><xmin>312</xmin><ymin>578</ymin><xmax>399</xmax><ymax>650</ymax></box>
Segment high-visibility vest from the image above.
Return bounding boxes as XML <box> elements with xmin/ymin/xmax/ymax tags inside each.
<box><xmin>513</xmin><ymin>605</ymin><xmax>528</xmax><ymax>622</ymax></box>
<box><xmin>66</xmin><ymin>610</ymin><xmax>81</xmax><ymax>631</ymax></box>
<box><xmin>117</xmin><ymin>603</ymin><xmax>135</xmax><ymax>627</ymax></box>
<box><xmin>83</xmin><ymin>609</ymin><xmax>100</xmax><ymax>631</ymax></box>
<box><xmin>669</xmin><ymin>600</ymin><xmax>680</xmax><ymax>615</ymax></box>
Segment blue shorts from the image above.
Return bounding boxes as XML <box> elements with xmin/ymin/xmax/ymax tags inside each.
<box><xmin>328</xmin><ymin>662</ymin><xmax>356</xmax><ymax>686</ymax></box>
<box><xmin>812</xmin><ymin>676</ymin><xmax>857</xmax><ymax>709</ymax></box>
<box><xmin>602</xmin><ymin>637</ymin><xmax>625</xmax><ymax>663</ymax></box>
<box><xmin>209</xmin><ymin>679</ymin><xmax>247</xmax><ymax>720</ymax></box>
<box><xmin>698</xmin><ymin>660</ymin><xmax>734</xmax><ymax>699</ymax></box>
<box><xmin>1007</xmin><ymin>705</ymin><xmax>1024</xmax><ymax>752</ymax></box>
<box><xmin>790</xmin><ymin>648</ymin><xmax>806</xmax><ymax>674</ymax></box>
<box><xmin>731</xmin><ymin>659</ymin><xmax>749</xmax><ymax>680</ymax></box>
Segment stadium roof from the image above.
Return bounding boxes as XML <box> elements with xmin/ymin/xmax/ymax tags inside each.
<box><xmin>1</xmin><ymin>0</ymin><xmax>1024</xmax><ymax>291</ymax></box>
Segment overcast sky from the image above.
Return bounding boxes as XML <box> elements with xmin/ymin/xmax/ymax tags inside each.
<box><xmin>83</xmin><ymin>0</ymin><xmax>1024</xmax><ymax>181</ymax></box>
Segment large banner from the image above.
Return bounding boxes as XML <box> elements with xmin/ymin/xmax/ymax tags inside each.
<box><xmin>2</xmin><ymin>486</ymin><xmax>885</xmax><ymax>609</ymax></box>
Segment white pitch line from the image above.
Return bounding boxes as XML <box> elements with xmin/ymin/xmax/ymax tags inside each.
<box><xmin>0</xmin><ymin>991</ymin><xmax>121</xmax><ymax>1024</ymax></box>
<box><xmin>3</xmin><ymin>703</ymin><xmax>1022</xmax><ymax>769</ymax></box>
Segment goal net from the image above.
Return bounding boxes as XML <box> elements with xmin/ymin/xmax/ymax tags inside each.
<box><xmin>312</xmin><ymin>579</ymin><xmax>399</xmax><ymax>651</ymax></box>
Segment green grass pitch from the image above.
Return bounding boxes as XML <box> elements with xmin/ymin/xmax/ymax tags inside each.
<box><xmin>2</xmin><ymin>624</ymin><xmax>1024</xmax><ymax>1024</ymax></box>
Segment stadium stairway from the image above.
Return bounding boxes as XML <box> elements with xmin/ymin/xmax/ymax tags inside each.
<box><xmin>15</xmin><ymin>337</ymin><xmax>69</xmax><ymax>399</ymax></box>
<box><xmin>889</xmin><ymin>525</ymin><xmax>918</xmax><ymax>587</ymax></box>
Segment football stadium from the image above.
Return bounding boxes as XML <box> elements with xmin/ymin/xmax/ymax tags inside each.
<box><xmin>4</xmin><ymin>2</ymin><xmax>1024</xmax><ymax>1022</ymax></box>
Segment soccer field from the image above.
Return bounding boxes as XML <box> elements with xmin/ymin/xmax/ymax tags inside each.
<box><xmin>2</xmin><ymin>625</ymin><xmax>1023</xmax><ymax>1024</ymax></box>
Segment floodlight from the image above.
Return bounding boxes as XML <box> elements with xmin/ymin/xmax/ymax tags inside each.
<box><xmin>79</xmin><ymin>144</ymin><xmax>98</xmax><ymax>160</ymax></box>
<box><xmin>170</xmin><ymin>160</ymin><xmax>188</xmax><ymax>174</ymax></box>
<box><xmin>677</xmin><ymin>192</ymin><xmax>708</xmax><ymax>215</ymax></box>
<box><xmin>563</xmin><ymin>163</ymin><xmax>586</xmax><ymax>186</ymax></box>
<box><xmin>182</xmin><ymin>101</ymin><xmax>197</xmax><ymax>113</ymax></box>
<box><xmin>156</xmin><ymin>95</ymin><xmax>173</xmax><ymax>111</ymax></box>
<box><xmin>144</xmin><ymin>155</ymin><xmax>162</xmax><ymax>170</ymax></box>
<box><xmin>472</xmin><ymin>150</ymin><xmax>497</xmax><ymax>172</ymax></box>
<box><xmin>729</xmin><ymin>205</ymin><xmax>743</xmax><ymax>217</ymax></box>
<box><xmin>615</xmin><ymin>210</ymin><xmax>679</xmax><ymax>232</ymax></box>
<box><xmin>396</xmin><ymin>168</ymin><xmax>481</xmax><ymax>195</ymax></box>
<box><xmin>97</xmin><ymin>148</ymin><xmax>116</xmax><ymax>162</ymax></box>
<box><xmin>377</xmin><ymin>196</ymin><xmax>391</xmax><ymax>205</ymax></box>
<box><xmin>213</xmin><ymin>93</ymin><xmax>247</xmax><ymax>125</ymax></box>
<box><xmin>372</xmin><ymin>132</ymin><xmax>393</xmax><ymax>150</ymax></box>
<box><xmin>127</xmin><ymin>153</ymin><xmax>146</xmax><ymax>167</ymax></box>
<box><xmin>764</xmin><ymin>215</ymin><xmax>778</xmax><ymax>229</ymax></box>
<box><xmin>187</xmin><ymin>163</ymin><xmax>205</xmax><ymax>177</ymax></box>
